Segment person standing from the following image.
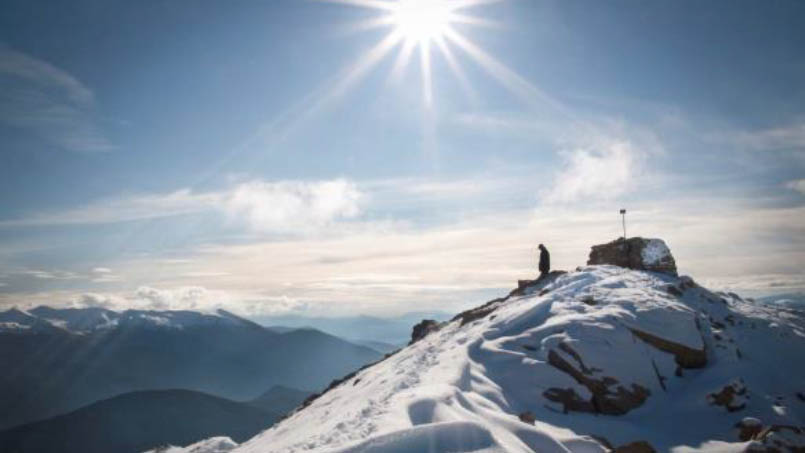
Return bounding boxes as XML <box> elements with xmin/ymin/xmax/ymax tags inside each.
<box><xmin>538</xmin><ymin>244</ymin><xmax>550</xmax><ymax>277</ymax></box>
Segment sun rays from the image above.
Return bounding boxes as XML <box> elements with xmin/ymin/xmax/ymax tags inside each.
<box><xmin>323</xmin><ymin>0</ymin><xmax>504</xmax><ymax>108</ymax></box>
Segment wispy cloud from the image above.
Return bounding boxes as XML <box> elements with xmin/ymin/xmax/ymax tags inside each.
<box><xmin>452</xmin><ymin>111</ymin><xmax>665</xmax><ymax>205</ymax></box>
<box><xmin>0</xmin><ymin>45</ymin><xmax>114</xmax><ymax>153</ymax></box>
<box><xmin>786</xmin><ymin>179</ymin><xmax>805</xmax><ymax>196</ymax></box>
<box><xmin>18</xmin><ymin>269</ymin><xmax>82</xmax><ymax>280</ymax></box>
<box><xmin>0</xmin><ymin>178</ymin><xmax>365</xmax><ymax>233</ymax></box>
<box><xmin>709</xmin><ymin>119</ymin><xmax>805</xmax><ymax>152</ymax></box>
<box><xmin>0</xmin><ymin>189</ymin><xmax>216</xmax><ymax>226</ymax></box>
<box><xmin>541</xmin><ymin>140</ymin><xmax>642</xmax><ymax>204</ymax></box>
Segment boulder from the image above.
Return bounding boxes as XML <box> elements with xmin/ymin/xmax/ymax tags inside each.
<box><xmin>588</xmin><ymin>237</ymin><xmax>677</xmax><ymax>276</ymax></box>
<box><xmin>707</xmin><ymin>379</ymin><xmax>748</xmax><ymax>412</ymax></box>
<box><xmin>736</xmin><ymin>417</ymin><xmax>764</xmax><ymax>441</ymax></box>
<box><xmin>518</xmin><ymin>411</ymin><xmax>536</xmax><ymax>425</ymax></box>
<box><xmin>733</xmin><ymin>419</ymin><xmax>805</xmax><ymax>451</ymax></box>
<box><xmin>409</xmin><ymin>319</ymin><xmax>441</xmax><ymax>345</ymax></box>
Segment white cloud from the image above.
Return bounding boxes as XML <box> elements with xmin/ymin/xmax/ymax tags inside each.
<box><xmin>0</xmin><ymin>178</ymin><xmax>364</xmax><ymax>233</ymax></box>
<box><xmin>0</xmin><ymin>45</ymin><xmax>114</xmax><ymax>153</ymax></box>
<box><xmin>786</xmin><ymin>179</ymin><xmax>805</xmax><ymax>195</ymax></box>
<box><xmin>224</xmin><ymin>179</ymin><xmax>362</xmax><ymax>232</ymax></box>
<box><xmin>541</xmin><ymin>140</ymin><xmax>642</xmax><ymax>203</ymax></box>
<box><xmin>92</xmin><ymin>267</ymin><xmax>112</xmax><ymax>274</ymax></box>
<box><xmin>133</xmin><ymin>286</ymin><xmax>225</xmax><ymax>311</ymax></box>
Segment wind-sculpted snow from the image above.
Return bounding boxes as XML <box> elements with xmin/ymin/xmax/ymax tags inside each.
<box><xmin>149</xmin><ymin>436</ymin><xmax>237</xmax><ymax>453</ymax></box>
<box><xmin>170</xmin><ymin>265</ymin><xmax>805</xmax><ymax>452</ymax></box>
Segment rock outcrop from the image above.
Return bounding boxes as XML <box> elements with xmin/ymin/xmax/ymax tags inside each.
<box><xmin>708</xmin><ymin>379</ymin><xmax>749</xmax><ymax>412</ymax></box>
<box><xmin>628</xmin><ymin>326</ymin><xmax>707</xmax><ymax>369</ymax></box>
<box><xmin>544</xmin><ymin>346</ymin><xmax>651</xmax><ymax>415</ymax></box>
<box><xmin>588</xmin><ymin>237</ymin><xmax>677</xmax><ymax>276</ymax></box>
<box><xmin>409</xmin><ymin>319</ymin><xmax>441</xmax><ymax>345</ymax></box>
<box><xmin>733</xmin><ymin>417</ymin><xmax>805</xmax><ymax>451</ymax></box>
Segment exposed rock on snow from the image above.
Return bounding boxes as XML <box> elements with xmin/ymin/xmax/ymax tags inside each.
<box><xmin>518</xmin><ymin>411</ymin><xmax>537</xmax><ymax>425</ymax></box>
<box><xmin>408</xmin><ymin>319</ymin><xmax>441</xmax><ymax>345</ymax></box>
<box><xmin>736</xmin><ymin>417</ymin><xmax>763</xmax><ymax>441</ymax></box>
<box><xmin>544</xmin><ymin>345</ymin><xmax>651</xmax><ymax>415</ymax></box>
<box><xmin>751</xmin><ymin>425</ymin><xmax>805</xmax><ymax>451</ymax></box>
<box><xmin>628</xmin><ymin>325</ymin><xmax>707</xmax><ymax>369</ymax></box>
<box><xmin>588</xmin><ymin>237</ymin><xmax>677</xmax><ymax>276</ymax></box>
<box><xmin>708</xmin><ymin>379</ymin><xmax>749</xmax><ymax>412</ymax></box>
<box><xmin>166</xmin><ymin>250</ymin><xmax>805</xmax><ymax>453</ymax></box>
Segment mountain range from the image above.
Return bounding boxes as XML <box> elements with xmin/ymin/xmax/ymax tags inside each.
<box><xmin>256</xmin><ymin>311</ymin><xmax>452</xmax><ymax>346</ymax></box>
<box><xmin>0</xmin><ymin>306</ymin><xmax>379</xmax><ymax>430</ymax></box>
<box><xmin>0</xmin><ymin>389</ymin><xmax>277</xmax><ymax>453</ymax></box>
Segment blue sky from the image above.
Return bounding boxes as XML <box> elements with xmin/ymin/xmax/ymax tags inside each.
<box><xmin>1</xmin><ymin>0</ymin><xmax>804</xmax><ymax>316</ymax></box>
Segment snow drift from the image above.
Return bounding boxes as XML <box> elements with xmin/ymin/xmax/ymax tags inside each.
<box><xmin>161</xmin><ymin>239</ymin><xmax>805</xmax><ymax>453</ymax></box>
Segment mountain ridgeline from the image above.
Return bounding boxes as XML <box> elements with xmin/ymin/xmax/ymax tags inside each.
<box><xmin>0</xmin><ymin>307</ymin><xmax>380</xmax><ymax>430</ymax></box>
<box><xmin>0</xmin><ymin>389</ymin><xmax>277</xmax><ymax>453</ymax></box>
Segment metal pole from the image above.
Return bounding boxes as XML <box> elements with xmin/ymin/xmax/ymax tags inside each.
<box><xmin>620</xmin><ymin>209</ymin><xmax>626</xmax><ymax>240</ymax></box>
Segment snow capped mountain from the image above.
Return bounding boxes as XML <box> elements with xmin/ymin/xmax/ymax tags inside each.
<box><xmin>0</xmin><ymin>307</ymin><xmax>69</xmax><ymax>334</ymax></box>
<box><xmin>0</xmin><ymin>305</ymin><xmax>380</xmax><ymax>430</ymax></box>
<box><xmin>1</xmin><ymin>306</ymin><xmax>252</xmax><ymax>334</ymax></box>
<box><xmin>164</xmin><ymin>239</ymin><xmax>805</xmax><ymax>453</ymax></box>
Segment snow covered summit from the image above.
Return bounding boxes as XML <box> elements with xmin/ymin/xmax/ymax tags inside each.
<box><xmin>163</xmin><ymin>241</ymin><xmax>805</xmax><ymax>453</ymax></box>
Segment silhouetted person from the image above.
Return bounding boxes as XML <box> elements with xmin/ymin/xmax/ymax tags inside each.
<box><xmin>538</xmin><ymin>244</ymin><xmax>550</xmax><ymax>277</ymax></box>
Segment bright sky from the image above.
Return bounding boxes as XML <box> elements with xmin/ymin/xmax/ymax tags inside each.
<box><xmin>1</xmin><ymin>0</ymin><xmax>804</xmax><ymax>317</ymax></box>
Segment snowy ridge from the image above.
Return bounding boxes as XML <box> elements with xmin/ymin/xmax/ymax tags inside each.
<box><xmin>165</xmin><ymin>265</ymin><xmax>805</xmax><ymax>453</ymax></box>
<box><xmin>0</xmin><ymin>306</ymin><xmax>251</xmax><ymax>334</ymax></box>
<box><xmin>150</xmin><ymin>437</ymin><xmax>238</xmax><ymax>453</ymax></box>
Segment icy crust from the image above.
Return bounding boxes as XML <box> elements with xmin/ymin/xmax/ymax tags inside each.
<box><xmin>185</xmin><ymin>266</ymin><xmax>804</xmax><ymax>453</ymax></box>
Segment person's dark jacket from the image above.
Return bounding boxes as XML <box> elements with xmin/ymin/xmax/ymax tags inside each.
<box><xmin>539</xmin><ymin>246</ymin><xmax>550</xmax><ymax>275</ymax></box>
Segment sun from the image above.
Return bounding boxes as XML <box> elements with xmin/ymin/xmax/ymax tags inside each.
<box><xmin>321</xmin><ymin>0</ymin><xmax>523</xmax><ymax>110</ymax></box>
<box><xmin>389</xmin><ymin>0</ymin><xmax>455</xmax><ymax>44</ymax></box>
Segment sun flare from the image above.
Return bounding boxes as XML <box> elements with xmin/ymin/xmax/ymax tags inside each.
<box><xmin>390</xmin><ymin>0</ymin><xmax>455</xmax><ymax>43</ymax></box>
<box><xmin>323</xmin><ymin>0</ymin><xmax>524</xmax><ymax>109</ymax></box>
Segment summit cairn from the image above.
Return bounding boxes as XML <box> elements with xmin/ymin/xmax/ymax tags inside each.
<box><xmin>587</xmin><ymin>237</ymin><xmax>677</xmax><ymax>276</ymax></box>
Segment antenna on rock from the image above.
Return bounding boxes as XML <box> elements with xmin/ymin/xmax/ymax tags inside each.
<box><xmin>620</xmin><ymin>209</ymin><xmax>627</xmax><ymax>240</ymax></box>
